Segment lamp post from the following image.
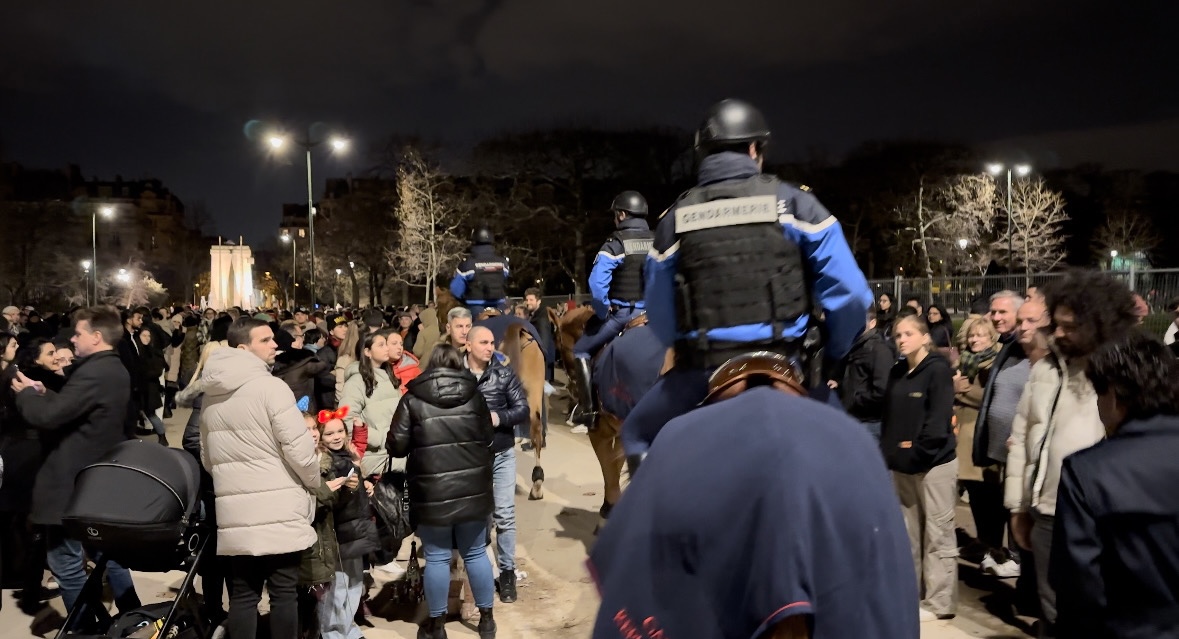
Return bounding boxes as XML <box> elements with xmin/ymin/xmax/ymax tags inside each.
<box><xmin>334</xmin><ymin>268</ymin><xmax>342</xmax><ymax>308</ymax></box>
<box><xmin>266</xmin><ymin>130</ymin><xmax>350</xmax><ymax>309</ymax></box>
<box><xmin>91</xmin><ymin>206</ymin><xmax>114</xmax><ymax>304</ymax></box>
<box><xmin>986</xmin><ymin>163</ymin><xmax>1032</xmax><ymax>272</ymax></box>
<box><xmin>81</xmin><ymin>260</ymin><xmax>92</xmax><ymax>306</ymax></box>
<box><xmin>281</xmin><ymin>232</ymin><xmax>297</xmax><ymax>308</ymax></box>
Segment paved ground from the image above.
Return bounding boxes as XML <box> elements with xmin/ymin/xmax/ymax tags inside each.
<box><xmin>0</xmin><ymin>389</ymin><xmax>1034</xmax><ymax>638</ymax></box>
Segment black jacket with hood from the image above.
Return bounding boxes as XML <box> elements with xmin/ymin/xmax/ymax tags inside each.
<box><xmin>838</xmin><ymin>328</ymin><xmax>896</xmax><ymax>422</ymax></box>
<box><xmin>881</xmin><ymin>351</ymin><xmax>957</xmax><ymax>474</ymax></box>
<box><xmin>388</xmin><ymin>368</ymin><xmax>494</xmax><ymax>528</ymax></box>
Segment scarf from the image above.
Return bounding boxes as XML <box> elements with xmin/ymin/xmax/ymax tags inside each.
<box><xmin>958</xmin><ymin>344</ymin><xmax>999</xmax><ymax>383</ymax></box>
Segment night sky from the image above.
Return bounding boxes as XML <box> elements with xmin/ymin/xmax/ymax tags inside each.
<box><xmin>2</xmin><ymin>1</ymin><xmax>1176</xmax><ymax>245</ymax></box>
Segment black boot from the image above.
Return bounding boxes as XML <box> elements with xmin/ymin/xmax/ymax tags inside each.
<box><xmin>478</xmin><ymin>607</ymin><xmax>496</xmax><ymax>639</ymax></box>
<box><xmin>498</xmin><ymin>569</ymin><xmax>517</xmax><ymax>603</ymax></box>
<box><xmin>158</xmin><ymin>433</ymin><xmax>169</xmax><ymax>447</ymax></box>
<box><xmin>568</xmin><ymin>357</ymin><xmax>597</xmax><ymax>427</ymax></box>
<box><xmin>417</xmin><ymin>615</ymin><xmax>448</xmax><ymax>639</ymax></box>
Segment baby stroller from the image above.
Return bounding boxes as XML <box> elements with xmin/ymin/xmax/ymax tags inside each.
<box><xmin>56</xmin><ymin>440</ymin><xmax>212</xmax><ymax>639</ymax></box>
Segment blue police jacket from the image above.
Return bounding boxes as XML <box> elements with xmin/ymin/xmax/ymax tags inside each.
<box><xmin>450</xmin><ymin>244</ymin><xmax>510</xmax><ymax>304</ymax></box>
<box><xmin>588</xmin><ymin>217</ymin><xmax>651</xmax><ymax>319</ymax></box>
<box><xmin>644</xmin><ymin>152</ymin><xmax>872</xmax><ymax>362</ymax></box>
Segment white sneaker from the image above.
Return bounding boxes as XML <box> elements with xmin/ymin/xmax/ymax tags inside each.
<box><xmin>570</xmin><ymin>425</ymin><xmax>588</xmax><ymax>434</ymax></box>
<box><xmin>373</xmin><ymin>560</ymin><xmax>406</xmax><ymax>578</ymax></box>
<box><xmin>981</xmin><ymin>554</ymin><xmax>1021</xmax><ymax>578</ymax></box>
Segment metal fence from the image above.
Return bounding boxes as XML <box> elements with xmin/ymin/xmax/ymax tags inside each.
<box><xmin>870</xmin><ymin>268</ymin><xmax>1179</xmax><ymax>336</ymax></box>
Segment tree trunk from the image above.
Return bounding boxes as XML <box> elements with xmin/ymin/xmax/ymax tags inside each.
<box><xmin>572</xmin><ymin>228</ymin><xmax>585</xmax><ymax>296</ymax></box>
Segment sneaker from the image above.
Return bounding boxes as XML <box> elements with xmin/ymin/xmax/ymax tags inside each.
<box><xmin>981</xmin><ymin>554</ymin><xmax>1021</xmax><ymax>578</ymax></box>
<box><xmin>373</xmin><ymin>560</ymin><xmax>406</xmax><ymax>578</ymax></box>
<box><xmin>498</xmin><ymin>569</ymin><xmax>517</xmax><ymax>603</ymax></box>
<box><xmin>919</xmin><ymin>608</ymin><xmax>955</xmax><ymax>622</ymax></box>
<box><xmin>570</xmin><ymin>424</ymin><xmax>588</xmax><ymax>434</ymax></box>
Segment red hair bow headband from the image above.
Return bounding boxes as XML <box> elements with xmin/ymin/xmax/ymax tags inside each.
<box><xmin>317</xmin><ymin>406</ymin><xmax>350</xmax><ymax>424</ymax></box>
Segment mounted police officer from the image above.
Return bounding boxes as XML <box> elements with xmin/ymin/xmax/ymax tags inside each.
<box><xmin>450</xmin><ymin>226</ymin><xmax>510</xmax><ymax>315</ymax></box>
<box><xmin>620</xmin><ymin>98</ymin><xmax>872</xmax><ymax>474</ymax></box>
<box><xmin>568</xmin><ymin>191</ymin><xmax>655</xmax><ymax>427</ymax></box>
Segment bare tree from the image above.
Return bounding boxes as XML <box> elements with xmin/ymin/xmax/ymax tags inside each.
<box><xmin>387</xmin><ymin>147</ymin><xmax>469</xmax><ymax>303</ymax></box>
<box><xmin>100</xmin><ymin>259</ymin><xmax>169</xmax><ymax>308</ymax></box>
<box><xmin>1092</xmin><ymin>208</ymin><xmax>1161</xmax><ymax>265</ymax></box>
<box><xmin>899</xmin><ymin>173</ymin><xmax>996</xmax><ymax>284</ymax></box>
<box><xmin>999</xmin><ymin>177</ymin><xmax>1070</xmax><ymax>276</ymax></box>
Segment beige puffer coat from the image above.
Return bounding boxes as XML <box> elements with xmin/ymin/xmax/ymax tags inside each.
<box><xmin>199</xmin><ymin>347</ymin><xmax>320</xmax><ymax>556</ymax></box>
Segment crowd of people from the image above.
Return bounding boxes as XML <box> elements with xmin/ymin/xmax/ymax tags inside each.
<box><xmin>827</xmin><ymin>273</ymin><xmax>1179</xmax><ymax>637</ymax></box>
<box><xmin>0</xmin><ymin>298</ymin><xmax>554</xmax><ymax>639</ymax></box>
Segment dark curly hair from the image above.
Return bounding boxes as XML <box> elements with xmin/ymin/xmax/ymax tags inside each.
<box><xmin>1085</xmin><ymin>330</ymin><xmax>1179</xmax><ymax>422</ymax></box>
<box><xmin>1042</xmin><ymin>269</ymin><xmax>1138</xmax><ymax>356</ymax></box>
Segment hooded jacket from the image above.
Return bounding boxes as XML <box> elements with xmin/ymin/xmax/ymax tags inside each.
<box><xmin>339</xmin><ymin>361</ymin><xmax>403</xmax><ymax>455</ymax></box>
<box><xmin>388</xmin><ymin>368</ymin><xmax>494</xmax><ymax>528</ymax></box>
<box><xmin>198</xmin><ymin>347</ymin><xmax>320</xmax><ymax>556</ymax></box>
<box><xmin>271</xmin><ymin>330</ymin><xmax>330</xmax><ymax>411</ymax></box>
<box><xmin>881</xmin><ymin>351</ymin><xmax>957</xmax><ymax>474</ymax></box>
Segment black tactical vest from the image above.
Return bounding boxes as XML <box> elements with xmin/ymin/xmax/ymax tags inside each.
<box><xmin>607</xmin><ymin>228</ymin><xmax>653</xmax><ymax>303</ymax></box>
<box><xmin>469</xmin><ymin>257</ymin><xmax>507</xmax><ymax>301</ymax></box>
<box><xmin>672</xmin><ymin>174</ymin><xmax>810</xmax><ymax>343</ymax></box>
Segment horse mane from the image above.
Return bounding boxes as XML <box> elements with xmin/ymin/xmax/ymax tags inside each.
<box><xmin>556</xmin><ymin>304</ymin><xmax>595</xmax><ymax>339</ymax></box>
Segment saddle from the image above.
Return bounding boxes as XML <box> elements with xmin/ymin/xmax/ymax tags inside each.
<box><xmin>622</xmin><ymin>312</ymin><xmax>648</xmax><ymax>332</ymax></box>
<box><xmin>702</xmin><ymin>351</ymin><xmax>806</xmax><ymax>405</ymax></box>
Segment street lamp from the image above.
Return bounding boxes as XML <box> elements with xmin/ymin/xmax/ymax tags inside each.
<box><xmin>81</xmin><ymin>260</ymin><xmax>92</xmax><ymax>305</ymax></box>
<box><xmin>91</xmin><ymin>206</ymin><xmax>114</xmax><ymax>305</ymax></box>
<box><xmin>986</xmin><ymin>163</ymin><xmax>1032</xmax><ymax>271</ymax></box>
<box><xmin>281</xmin><ymin>232</ymin><xmax>297</xmax><ymax>308</ymax></box>
<box><xmin>334</xmin><ymin>268</ymin><xmax>343</xmax><ymax>307</ymax></box>
<box><xmin>116</xmin><ymin>268</ymin><xmax>130</xmax><ymax>283</ymax></box>
<box><xmin>957</xmin><ymin>238</ymin><xmax>969</xmax><ymax>250</ymax></box>
<box><xmin>263</xmin><ymin>127</ymin><xmax>351</xmax><ymax>308</ymax></box>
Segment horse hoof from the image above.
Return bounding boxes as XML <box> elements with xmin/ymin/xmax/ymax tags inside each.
<box><xmin>599</xmin><ymin>501</ymin><xmax>614</xmax><ymax>519</ymax></box>
<box><xmin>529</xmin><ymin>480</ymin><xmax>544</xmax><ymax>500</ymax></box>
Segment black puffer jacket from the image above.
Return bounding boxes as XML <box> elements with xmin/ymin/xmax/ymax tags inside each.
<box><xmin>326</xmin><ymin>446</ymin><xmax>380</xmax><ymax>559</ymax></box>
<box><xmin>388</xmin><ymin>368</ymin><xmax>494</xmax><ymax>528</ymax></box>
<box><xmin>272</xmin><ymin>347</ymin><xmax>329</xmax><ymax>411</ymax></box>
<box><xmin>474</xmin><ymin>356</ymin><xmax>529</xmax><ymax>454</ymax></box>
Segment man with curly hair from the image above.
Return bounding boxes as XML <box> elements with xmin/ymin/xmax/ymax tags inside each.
<box><xmin>1004</xmin><ymin>270</ymin><xmax>1139</xmax><ymax>637</ymax></box>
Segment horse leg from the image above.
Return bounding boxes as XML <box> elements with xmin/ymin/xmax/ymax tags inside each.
<box><xmin>528</xmin><ymin>387</ymin><xmax>545</xmax><ymax>501</ymax></box>
<box><xmin>590</xmin><ymin>413</ymin><xmax>624</xmax><ymax>534</ymax></box>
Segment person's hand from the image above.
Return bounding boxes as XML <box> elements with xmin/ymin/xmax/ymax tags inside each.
<box><xmin>364</xmin><ymin>480</ymin><xmax>374</xmax><ymax>497</ymax></box>
<box><xmin>952</xmin><ymin>372</ymin><xmax>971</xmax><ymax>394</ymax></box>
<box><xmin>490</xmin><ymin>412</ymin><xmax>500</xmax><ymax>427</ymax></box>
<box><xmin>1010</xmin><ymin>512</ymin><xmax>1033</xmax><ymax>551</ymax></box>
<box><xmin>345</xmin><ymin>474</ymin><xmax>360</xmax><ymax>491</ymax></box>
<box><xmin>826</xmin><ymin>379</ymin><xmax>839</xmax><ymax>389</ymax></box>
<box><xmin>326</xmin><ymin>477</ymin><xmax>347</xmax><ymax>492</ymax></box>
<box><xmin>11</xmin><ymin>372</ymin><xmax>45</xmax><ymax>395</ymax></box>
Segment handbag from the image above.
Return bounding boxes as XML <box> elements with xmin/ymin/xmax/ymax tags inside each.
<box><xmin>370</xmin><ymin>457</ymin><xmax>412</xmax><ymax>558</ymax></box>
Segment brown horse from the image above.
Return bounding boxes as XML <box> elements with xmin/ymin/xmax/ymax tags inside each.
<box><xmin>548</xmin><ymin>305</ymin><xmax>673</xmax><ymax>523</ymax></box>
<box><xmin>435</xmin><ymin>287</ymin><xmax>549</xmax><ymax>500</ymax></box>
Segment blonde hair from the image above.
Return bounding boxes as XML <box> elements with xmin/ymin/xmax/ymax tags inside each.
<box><xmin>957</xmin><ymin>315</ymin><xmax>999</xmax><ymax>350</ymax></box>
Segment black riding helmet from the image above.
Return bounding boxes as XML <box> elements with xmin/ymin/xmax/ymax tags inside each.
<box><xmin>472</xmin><ymin>227</ymin><xmax>495</xmax><ymax>245</ymax></box>
<box><xmin>611</xmin><ymin>190</ymin><xmax>648</xmax><ymax>217</ymax></box>
<box><xmin>694</xmin><ymin>99</ymin><xmax>771</xmax><ymax>154</ymax></box>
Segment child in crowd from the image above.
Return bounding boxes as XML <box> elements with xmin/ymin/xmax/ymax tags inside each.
<box><xmin>297</xmin><ymin>411</ymin><xmax>351</xmax><ymax>639</ymax></box>
<box><xmin>318</xmin><ymin>409</ymin><xmax>379</xmax><ymax>639</ymax></box>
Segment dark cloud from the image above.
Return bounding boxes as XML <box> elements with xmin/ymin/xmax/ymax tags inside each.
<box><xmin>1</xmin><ymin>1</ymin><xmax>1175</xmax><ymax>245</ymax></box>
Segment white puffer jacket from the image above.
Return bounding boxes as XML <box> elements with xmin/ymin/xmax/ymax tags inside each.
<box><xmin>199</xmin><ymin>347</ymin><xmax>320</xmax><ymax>556</ymax></box>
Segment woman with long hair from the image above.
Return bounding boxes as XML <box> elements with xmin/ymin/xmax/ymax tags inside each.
<box><xmin>0</xmin><ymin>333</ymin><xmax>17</xmax><ymax>371</ymax></box>
<box><xmin>926</xmin><ymin>304</ymin><xmax>955</xmax><ymax>351</ymax></box>
<box><xmin>0</xmin><ymin>338</ymin><xmax>68</xmax><ymax>614</ymax></box>
<box><xmin>388</xmin><ymin>343</ymin><xmax>496</xmax><ymax>639</ymax></box>
<box><xmin>881</xmin><ymin>314</ymin><xmax>958</xmax><ymax>622</ymax></box>
<box><xmin>333</xmin><ymin>320</ymin><xmax>364</xmax><ymax>406</ymax></box>
<box><xmin>339</xmin><ymin>327</ymin><xmax>403</xmax><ymax>477</ymax></box>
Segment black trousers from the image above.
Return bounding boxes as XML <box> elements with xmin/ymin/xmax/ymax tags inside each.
<box><xmin>963</xmin><ymin>478</ymin><xmax>1010</xmax><ymax>560</ymax></box>
<box><xmin>227</xmin><ymin>552</ymin><xmax>300</xmax><ymax>639</ymax></box>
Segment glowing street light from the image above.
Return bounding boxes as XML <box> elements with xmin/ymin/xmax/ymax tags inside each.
<box><xmin>260</xmin><ymin>126</ymin><xmax>352</xmax><ymax>307</ymax></box>
<box><xmin>90</xmin><ymin>206</ymin><xmax>116</xmax><ymax>305</ymax></box>
<box><xmin>116</xmin><ymin>268</ymin><xmax>130</xmax><ymax>283</ymax></box>
<box><xmin>986</xmin><ymin>162</ymin><xmax>1034</xmax><ymax>272</ymax></box>
<box><xmin>957</xmin><ymin>238</ymin><xmax>969</xmax><ymax>250</ymax></box>
<box><xmin>1110</xmin><ymin>250</ymin><xmax>1118</xmax><ymax>258</ymax></box>
<box><xmin>281</xmin><ymin>232</ymin><xmax>297</xmax><ymax>308</ymax></box>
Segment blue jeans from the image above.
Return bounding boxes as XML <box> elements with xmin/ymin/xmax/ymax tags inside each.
<box><xmin>45</xmin><ymin>526</ymin><xmax>136</xmax><ymax>613</ymax></box>
<box><xmin>620</xmin><ymin>367</ymin><xmax>711</xmax><ymax>457</ymax></box>
<box><xmin>318</xmin><ymin>556</ymin><xmax>365</xmax><ymax>639</ymax></box>
<box><xmin>417</xmin><ymin>521</ymin><xmax>495</xmax><ymax>618</ymax></box>
<box><xmin>573</xmin><ymin>307</ymin><xmax>641</xmax><ymax>358</ymax></box>
<box><xmin>862</xmin><ymin>420</ymin><xmax>882</xmax><ymax>443</ymax></box>
<box><xmin>492</xmin><ymin>448</ymin><xmax>516</xmax><ymax>571</ymax></box>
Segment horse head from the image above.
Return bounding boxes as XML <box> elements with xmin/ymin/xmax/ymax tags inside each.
<box><xmin>434</xmin><ymin>286</ymin><xmax>459</xmax><ymax>328</ymax></box>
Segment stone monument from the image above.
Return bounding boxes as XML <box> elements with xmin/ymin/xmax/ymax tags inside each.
<box><xmin>208</xmin><ymin>238</ymin><xmax>256</xmax><ymax>310</ymax></box>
